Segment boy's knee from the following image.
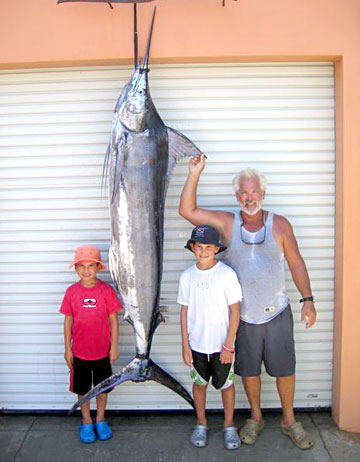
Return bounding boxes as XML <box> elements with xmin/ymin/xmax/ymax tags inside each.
<box><xmin>220</xmin><ymin>383</ymin><xmax>235</xmax><ymax>393</ymax></box>
<box><xmin>193</xmin><ymin>382</ymin><xmax>208</xmax><ymax>390</ymax></box>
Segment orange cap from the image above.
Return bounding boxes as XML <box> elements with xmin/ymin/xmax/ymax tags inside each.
<box><xmin>70</xmin><ymin>245</ymin><xmax>106</xmax><ymax>270</ymax></box>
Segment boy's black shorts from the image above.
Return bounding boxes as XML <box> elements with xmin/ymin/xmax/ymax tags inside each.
<box><xmin>190</xmin><ymin>350</ymin><xmax>235</xmax><ymax>390</ymax></box>
<box><xmin>70</xmin><ymin>356</ymin><xmax>113</xmax><ymax>395</ymax></box>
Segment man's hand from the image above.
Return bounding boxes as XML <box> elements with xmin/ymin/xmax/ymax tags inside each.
<box><xmin>64</xmin><ymin>349</ymin><xmax>73</xmax><ymax>369</ymax></box>
<box><xmin>220</xmin><ymin>348</ymin><xmax>234</xmax><ymax>364</ymax></box>
<box><xmin>182</xmin><ymin>343</ymin><xmax>193</xmax><ymax>367</ymax></box>
<box><xmin>189</xmin><ymin>154</ymin><xmax>206</xmax><ymax>176</ymax></box>
<box><xmin>109</xmin><ymin>345</ymin><xmax>119</xmax><ymax>364</ymax></box>
<box><xmin>301</xmin><ymin>301</ymin><xmax>317</xmax><ymax>328</ymax></box>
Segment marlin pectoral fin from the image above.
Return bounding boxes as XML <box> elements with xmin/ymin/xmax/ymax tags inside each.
<box><xmin>111</xmin><ymin>136</ymin><xmax>125</xmax><ymax>203</ymax></box>
<box><xmin>148</xmin><ymin>359</ymin><xmax>194</xmax><ymax>408</ymax></box>
<box><xmin>166</xmin><ymin>126</ymin><xmax>203</xmax><ymax>178</ymax></box>
<box><xmin>101</xmin><ymin>143</ymin><xmax>111</xmax><ymax>194</ymax></box>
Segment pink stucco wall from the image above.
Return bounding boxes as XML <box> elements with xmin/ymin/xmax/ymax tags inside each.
<box><xmin>1</xmin><ymin>0</ymin><xmax>359</xmax><ymax>432</ymax></box>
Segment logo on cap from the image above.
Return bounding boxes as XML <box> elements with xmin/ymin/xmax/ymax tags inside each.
<box><xmin>194</xmin><ymin>227</ymin><xmax>205</xmax><ymax>238</ymax></box>
<box><xmin>185</xmin><ymin>224</ymin><xmax>227</xmax><ymax>254</ymax></box>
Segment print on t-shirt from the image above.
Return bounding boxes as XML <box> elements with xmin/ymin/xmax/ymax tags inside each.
<box><xmin>196</xmin><ymin>281</ymin><xmax>209</xmax><ymax>289</ymax></box>
<box><xmin>82</xmin><ymin>298</ymin><xmax>97</xmax><ymax>308</ymax></box>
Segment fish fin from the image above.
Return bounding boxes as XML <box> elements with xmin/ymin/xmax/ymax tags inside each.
<box><xmin>149</xmin><ymin>311</ymin><xmax>164</xmax><ymax>339</ymax></box>
<box><xmin>68</xmin><ymin>360</ymin><xmax>139</xmax><ymax>415</ymax></box>
<box><xmin>110</xmin><ymin>135</ymin><xmax>126</xmax><ymax>203</ymax></box>
<box><xmin>166</xmin><ymin>126</ymin><xmax>202</xmax><ymax>178</ymax></box>
<box><xmin>68</xmin><ymin>357</ymin><xmax>194</xmax><ymax>414</ymax></box>
<box><xmin>123</xmin><ymin>312</ymin><xmax>134</xmax><ymax>326</ymax></box>
<box><xmin>147</xmin><ymin>358</ymin><xmax>194</xmax><ymax>408</ymax></box>
<box><xmin>101</xmin><ymin>143</ymin><xmax>111</xmax><ymax>197</ymax></box>
<box><xmin>155</xmin><ymin>311</ymin><xmax>165</xmax><ymax>327</ymax></box>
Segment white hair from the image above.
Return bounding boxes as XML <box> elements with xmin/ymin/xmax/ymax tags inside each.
<box><xmin>232</xmin><ymin>168</ymin><xmax>267</xmax><ymax>194</ymax></box>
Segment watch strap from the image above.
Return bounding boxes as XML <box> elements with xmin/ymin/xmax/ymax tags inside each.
<box><xmin>299</xmin><ymin>296</ymin><xmax>314</xmax><ymax>303</ymax></box>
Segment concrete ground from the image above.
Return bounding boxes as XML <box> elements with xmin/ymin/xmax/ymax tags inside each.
<box><xmin>1</xmin><ymin>411</ymin><xmax>359</xmax><ymax>462</ymax></box>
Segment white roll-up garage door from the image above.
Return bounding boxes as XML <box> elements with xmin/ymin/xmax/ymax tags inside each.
<box><xmin>0</xmin><ymin>63</ymin><xmax>334</xmax><ymax>411</ymax></box>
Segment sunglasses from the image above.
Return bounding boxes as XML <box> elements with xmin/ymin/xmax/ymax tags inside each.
<box><xmin>240</xmin><ymin>212</ymin><xmax>266</xmax><ymax>245</ymax></box>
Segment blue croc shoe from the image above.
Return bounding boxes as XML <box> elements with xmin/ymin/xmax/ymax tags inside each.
<box><xmin>95</xmin><ymin>421</ymin><xmax>113</xmax><ymax>441</ymax></box>
<box><xmin>79</xmin><ymin>422</ymin><xmax>96</xmax><ymax>444</ymax></box>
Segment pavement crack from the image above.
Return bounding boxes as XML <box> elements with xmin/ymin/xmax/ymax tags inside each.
<box><xmin>13</xmin><ymin>418</ymin><xmax>36</xmax><ymax>462</ymax></box>
<box><xmin>310</xmin><ymin>413</ymin><xmax>334</xmax><ymax>462</ymax></box>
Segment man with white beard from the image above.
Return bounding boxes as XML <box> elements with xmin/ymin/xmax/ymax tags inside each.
<box><xmin>179</xmin><ymin>154</ymin><xmax>317</xmax><ymax>450</ymax></box>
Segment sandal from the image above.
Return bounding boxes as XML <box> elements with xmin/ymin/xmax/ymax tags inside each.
<box><xmin>223</xmin><ymin>426</ymin><xmax>241</xmax><ymax>450</ymax></box>
<box><xmin>95</xmin><ymin>421</ymin><xmax>113</xmax><ymax>441</ymax></box>
<box><xmin>190</xmin><ymin>425</ymin><xmax>208</xmax><ymax>448</ymax></box>
<box><xmin>79</xmin><ymin>422</ymin><xmax>96</xmax><ymax>444</ymax></box>
<box><xmin>281</xmin><ymin>421</ymin><xmax>314</xmax><ymax>450</ymax></box>
<box><xmin>240</xmin><ymin>418</ymin><xmax>264</xmax><ymax>445</ymax></box>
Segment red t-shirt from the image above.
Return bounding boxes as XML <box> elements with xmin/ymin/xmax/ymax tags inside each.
<box><xmin>60</xmin><ymin>280</ymin><xmax>122</xmax><ymax>360</ymax></box>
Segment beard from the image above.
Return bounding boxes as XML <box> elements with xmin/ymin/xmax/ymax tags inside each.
<box><xmin>240</xmin><ymin>199</ymin><xmax>263</xmax><ymax>216</ymax></box>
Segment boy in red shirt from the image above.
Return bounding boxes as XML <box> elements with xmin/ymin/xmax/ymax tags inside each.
<box><xmin>60</xmin><ymin>245</ymin><xmax>122</xmax><ymax>443</ymax></box>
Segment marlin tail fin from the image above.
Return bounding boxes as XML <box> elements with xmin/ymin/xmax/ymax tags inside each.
<box><xmin>68</xmin><ymin>357</ymin><xmax>194</xmax><ymax>414</ymax></box>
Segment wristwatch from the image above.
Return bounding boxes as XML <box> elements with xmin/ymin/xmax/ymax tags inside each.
<box><xmin>299</xmin><ymin>296</ymin><xmax>314</xmax><ymax>303</ymax></box>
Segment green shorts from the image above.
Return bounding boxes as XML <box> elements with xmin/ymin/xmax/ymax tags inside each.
<box><xmin>190</xmin><ymin>350</ymin><xmax>235</xmax><ymax>390</ymax></box>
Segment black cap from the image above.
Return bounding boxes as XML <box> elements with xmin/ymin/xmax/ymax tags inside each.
<box><xmin>185</xmin><ymin>225</ymin><xmax>227</xmax><ymax>254</ymax></box>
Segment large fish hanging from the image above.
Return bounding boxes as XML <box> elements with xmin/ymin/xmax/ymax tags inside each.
<box><xmin>60</xmin><ymin>3</ymin><xmax>204</xmax><ymax>413</ymax></box>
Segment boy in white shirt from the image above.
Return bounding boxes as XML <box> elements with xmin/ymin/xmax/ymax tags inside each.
<box><xmin>178</xmin><ymin>225</ymin><xmax>242</xmax><ymax>450</ymax></box>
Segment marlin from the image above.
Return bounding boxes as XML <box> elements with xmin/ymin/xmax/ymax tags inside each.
<box><xmin>69</xmin><ymin>8</ymin><xmax>202</xmax><ymax>413</ymax></box>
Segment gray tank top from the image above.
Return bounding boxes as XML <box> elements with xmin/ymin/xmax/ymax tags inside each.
<box><xmin>224</xmin><ymin>211</ymin><xmax>289</xmax><ymax>324</ymax></box>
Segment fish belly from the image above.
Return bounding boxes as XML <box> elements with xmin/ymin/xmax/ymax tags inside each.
<box><xmin>109</xmin><ymin>136</ymin><xmax>167</xmax><ymax>356</ymax></box>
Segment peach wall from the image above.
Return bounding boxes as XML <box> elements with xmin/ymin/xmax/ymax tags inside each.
<box><xmin>1</xmin><ymin>0</ymin><xmax>360</xmax><ymax>432</ymax></box>
<box><xmin>333</xmin><ymin>53</ymin><xmax>360</xmax><ymax>433</ymax></box>
<box><xmin>0</xmin><ymin>0</ymin><xmax>358</xmax><ymax>67</ymax></box>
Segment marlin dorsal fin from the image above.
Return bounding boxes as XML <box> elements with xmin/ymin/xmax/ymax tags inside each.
<box><xmin>166</xmin><ymin>126</ymin><xmax>203</xmax><ymax>179</ymax></box>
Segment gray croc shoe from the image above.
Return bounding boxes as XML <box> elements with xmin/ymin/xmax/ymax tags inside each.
<box><xmin>281</xmin><ymin>422</ymin><xmax>314</xmax><ymax>450</ymax></box>
<box><xmin>223</xmin><ymin>426</ymin><xmax>241</xmax><ymax>450</ymax></box>
<box><xmin>190</xmin><ymin>425</ymin><xmax>208</xmax><ymax>448</ymax></box>
<box><xmin>240</xmin><ymin>418</ymin><xmax>265</xmax><ymax>445</ymax></box>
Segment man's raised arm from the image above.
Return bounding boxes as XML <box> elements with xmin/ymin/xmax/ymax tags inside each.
<box><xmin>179</xmin><ymin>154</ymin><xmax>232</xmax><ymax>237</ymax></box>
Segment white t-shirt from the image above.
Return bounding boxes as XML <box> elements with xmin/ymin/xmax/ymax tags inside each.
<box><xmin>177</xmin><ymin>261</ymin><xmax>243</xmax><ymax>354</ymax></box>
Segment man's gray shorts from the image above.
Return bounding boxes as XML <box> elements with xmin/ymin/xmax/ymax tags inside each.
<box><xmin>235</xmin><ymin>305</ymin><xmax>296</xmax><ymax>377</ymax></box>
